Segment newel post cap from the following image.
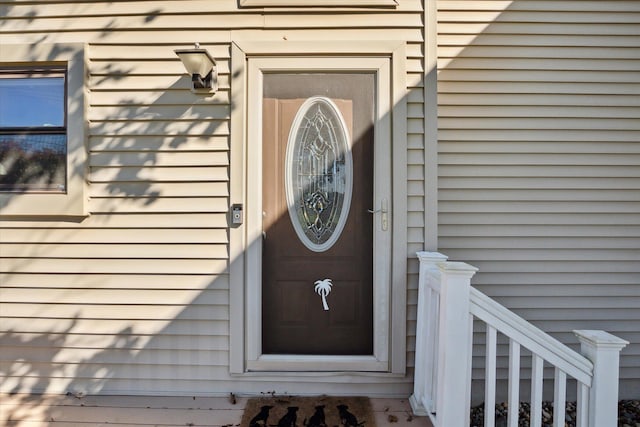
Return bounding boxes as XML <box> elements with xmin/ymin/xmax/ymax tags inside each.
<box><xmin>416</xmin><ymin>251</ymin><xmax>448</xmax><ymax>263</ymax></box>
<box><xmin>574</xmin><ymin>330</ymin><xmax>629</xmax><ymax>351</ymax></box>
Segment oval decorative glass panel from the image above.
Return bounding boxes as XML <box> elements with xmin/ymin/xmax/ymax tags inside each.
<box><xmin>285</xmin><ymin>96</ymin><xmax>353</xmax><ymax>252</ymax></box>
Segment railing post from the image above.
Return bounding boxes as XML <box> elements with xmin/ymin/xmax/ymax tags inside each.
<box><xmin>411</xmin><ymin>252</ymin><xmax>449</xmax><ymax>416</ymax></box>
<box><xmin>436</xmin><ymin>261</ymin><xmax>478</xmax><ymax>427</ymax></box>
<box><xmin>574</xmin><ymin>330</ymin><xmax>629</xmax><ymax>427</ymax></box>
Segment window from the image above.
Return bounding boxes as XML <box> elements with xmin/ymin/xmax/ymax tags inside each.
<box><xmin>0</xmin><ymin>43</ymin><xmax>87</xmax><ymax>217</ymax></box>
<box><xmin>0</xmin><ymin>67</ymin><xmax>67</xmax><ymax>192</ymax></box>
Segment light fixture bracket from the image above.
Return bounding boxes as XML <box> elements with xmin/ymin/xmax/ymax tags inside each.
<box><xmin>175</xmin><ymin>45</ymin><xmax>218</xmax><ymax>93</ymax></box>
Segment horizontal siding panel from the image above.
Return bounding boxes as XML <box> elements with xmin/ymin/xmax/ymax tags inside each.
<box><xmin>450</xmin><ymin>261</ymin><xmax>640</xmax><ymax>274</ymax></box>
<box><xmin>438</xmin><ymin>10</ymin><xmax>640</xmax><ymax>23</ymax></box>
<box><xmin>4</xmin><ymin>333</ymin><xmax>227</xmax><ymax>351</ymax></box>
<box><xmin>90</xmin><ymin>166</ymin><xmax>229</xmax><ymax>182</ymax></box>
<box><xmin>441</xmin><ymin>248</ymin><xmax>640</xmax><ymax>262</ymax></box>
<box><xmin>0</xmin><ymin>289</ymin><xmax>228</xmax><ymax>305</ymax></box>
<box><xmin>407</xmin><ymin>134</ymin><xmax>424</xmax><ymax>149</ymax></box>
<box><xmin>438</xmin><ymin>33</ymin><xmax>640</xmax><ymax>48</ymax></box>
<box><xmin>0</xmin><ymin>229</ymin><xmax>227</xmax><ymax>244</ymax></box>
<box><xmin>2</xmin><ymin>0</ymin><xmax>421</xmax><ymax>17</ymax></box>
<box><xmin>0</xmin><ymin>213</ymin><xmax>226</xmax><ymax>229</ymax></box>
<box><xmin>408</xmin><ymin>181</ymin><xmax>425</xmax><ymax>196</ymax></box>
<box><xmin>90</xmin><ymin>151</ymin><xmax>229</xmax><ymax>167</ymax></box>
<box><xmin>477</xmin><ymin>284</ymin><xmax>640</xmax><ymax>298</ymax></box>
<box><xmin>439</xmin><ymin>45</ymin><xmax>640</xmax><ymax>59</ymax></box>
<box><xmin>439</xmin><ymin>141</ymin><xmax>640</xmax><ymax>154</ymax></box>
<box><xmin>0</xmin><ymin>14</ymin><xmax>265</xmax><ymax>32</ymax></box>
<box><xmin>407</xmin><ymin>165</ymin><xmax>424</xmax><ymax>180</ymax></box>
<box><xmin>468</xmin><ymin>273</ymin><xmax>640</xmax><ymax>287</ymax></box>
<box><xmin>439</xmin><ymin>105</ymin><xmax>640</xmax><ymax>118</ymax></box>
<box><xmin>438</xmin><ymin>58</ymin><xmax>640</xmax><ymax>71</ymax></box>
<box><xmin>90</xmin><ymin>120</ymin><xmax>230</xmax><ymax>137</ymax></box>
<box><xmin>0</xmin><ymin>258</ymin><xmax>228</xmax><ymax>275</ymax></box>
<box><xmin>0</xmin><ymin>0</ymin><xmax>242</xmax><ymax>17</ymax></box>
<box><xmin>1</xmin><ymin>375</ymin><xmax>233</xmax><ymax>395</ymax></box>
<box><xmin>439</xmin><ymin>201</ymin><xmax>640</xmax><ymax>213</ymax></box>
<box><xmin>439</xmin><ymin>129</ymin><xmax>640</xmax><ymax>142</ymax></box>
<box><xmin>1</xmin><ymin>318</ymin><xmax>229</xmax><ymax>336</ymax></box>
<box><xmin>90</xmin><ymin>182</ymin><xmax>229</xmax><ymax>198</ymax></box>
<box><xmin>438</xmin><ymin>117</ymin><xmax>640</xmax><ymax>130</ymax></box>
<box><xmin>88</xmin><ymin>105</ymin><xmax>231</xmax><ymax>122</ymax></box>
<box><xmin>91</xmin><ymin>90</ymin><xmax>230</xmax><ymax>107</ymax></box>
<box><xmin>407</xmin><ymin>148</ymin><xmax>424</xmax><ymax>165</ymax></box>
<box><xmin>0</xmin><ymin>243</ymin><xmax>228</xmax><ymax>259</ymax></box>
<box><xmin>264</xmin><ymin>13</ymin><xmax>423</xmax><ymax>28</ymax></box>
<box><xmin>440</xmin><ymin>189</ymin><xmax>640</xmax><ymax>201</ymax></box>
<box><xmin>440</xmin><ymin>153</ymin><xmax>640</xmax><ymax>165</ymax></box>
<box><xmin>0</xmin><ymin>28</ymin><xmax>425</xmax><ymax>45</ymax></box>
<box><xmin>1</xmin><ymin>348</ymin><xmax>228</xmax><ymax>366</ymax></box>
<box><xmin>0</xmin><ymin>304</ymin><xmax>228</xmax><ymax>322</ymax></box>
<box><xmin>0</xmin><ymin>274</ymin><xmax>228</xmax><ymax>289</ymax></box>
<box><xmin>441</xmin><ymin>223</ymin><xmax>640</xmax><ymax>239</ymax></box>
<box><xmin>90</xmin><ymin>135</ymin><xmax>229</xmax><ymax>152</ymax></box>
<box><xmin>1</xmin><ymin>363</ymin><xmax>229</xmax><ymax>382</ymax></box>
<box><xmin>90</xmin><ymin>197</ymin><xmax>229</xmax><ymax>213</ymax></box>
<box><xmin>90</xmin><ymin>74</ymin><xmax>231</xmax><ymax>91</ymax></box>
<box><xmin>91</xmin><ymin>59</ymin><xmax>232</xmax><ymax>77</ymax></box>
<box><xmin>230</xmin><ymin>27</ymin><xmax>425</xmax><ymax>41</ymax></box>
<box><xmin>90</xmin><ymin>45</ymin><xmax>231</xmax><ymax>61</ymax></box>
<box><xmin>407</xmin><ymin>103</ymin><xmax>423</xmax><ymax>118</ymax></box>
<box><xmin>0</xmin><ymin>15</ymin><xmax>423</xmax><ymax>38</ymax></box>
<box><xmin>438</xmin><ymin>1</ymin><xmax>640</xmax><ymax>13</ymax></box>
<box><xmin>440</xmin><ymin>177</ymin><xmax>640</xmax><ymax>190</ymax></box>
<box><xmin>489</xmin><ymin>296</ymin><xmax>640</xmax><ymax>310</ymax></box>
<box><xmin>438</xmin><ymin>82</ymin><xmax>640</xmax><ymax>95</ymax></box>
<box><xmin>439</xmin><ymin>212</ymin><xmax>640</xmax><ymax>226</ymax></box>
<box><xmin>437</xmin><ymin>22</ymin><xmax>640</xmax><ymax>36</ymax></box>
<box><xmin>439</xmin><ymin>165</ymin><xmax>640</xmax><ymax>177</ymax></box>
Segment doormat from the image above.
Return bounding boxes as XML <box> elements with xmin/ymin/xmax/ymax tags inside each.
<box><xmin>240</xmin><ymin>395</ymin><xmax>376</xmax><ymax>427</ymax></box>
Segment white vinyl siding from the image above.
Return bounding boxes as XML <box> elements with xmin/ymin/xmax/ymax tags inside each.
<box><xmin>436</xmin><ymin>0</ymin><xmax>640</xmax><ymax>399</ymax></box>
<box><xmin>0</xmin><ymin>0</ymin><xmax>423</xmax><ymax>396</ymax></box>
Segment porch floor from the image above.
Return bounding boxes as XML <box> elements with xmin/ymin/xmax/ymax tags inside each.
<box><xmin>1</xmin><ymin>394</ymin><xmax>433</xmax><ymax>427</ymax></box>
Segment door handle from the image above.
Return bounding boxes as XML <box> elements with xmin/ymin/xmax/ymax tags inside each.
<box><xmin>367</xmin><ymin>199</ymin><xmax>388</xmax><ymax>231</ymax></box>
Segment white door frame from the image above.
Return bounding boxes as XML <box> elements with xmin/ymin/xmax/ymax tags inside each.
<box><xmin>229</xmin><ymin>40</ymin><xmax>408</xmax><ymax>375</ymax></box>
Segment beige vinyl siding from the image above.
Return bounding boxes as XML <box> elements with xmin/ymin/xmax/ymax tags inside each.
<box><xmin>437</xmin><ymin>0</ymin><xmax>640</xmax><ymax>399</ymax></box>
<box><xmin>0</xmin><ymin>0</ymin><xmax>423</xmax><ymax>395</ymax></box>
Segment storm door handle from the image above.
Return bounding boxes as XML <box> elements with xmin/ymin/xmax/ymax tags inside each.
<box><xmin>367</xmin><ymin>199</ymin><xmax>388</xmax><ymax>231</ymax></box>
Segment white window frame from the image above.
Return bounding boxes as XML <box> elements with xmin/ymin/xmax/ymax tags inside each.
<box><xmin>229</xmin><ymin>39</ymin><xmax>408</xmax><ymax>377</ymax></box>
<box><xmin>0</xmin><ymin>43</ymin><xmax>87</xmax><ymax>217</ymax></box>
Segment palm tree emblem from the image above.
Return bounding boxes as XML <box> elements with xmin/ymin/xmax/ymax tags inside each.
<box><xmin>314</xmin><ymin>279</ymin><xmax>333</xmax><ymax>311</ymax></box>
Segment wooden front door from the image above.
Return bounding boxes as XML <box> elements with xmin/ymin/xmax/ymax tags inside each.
<box><xmin>261</xmin><ymin>73</ymin><xmax>375</xmax><ymax>355</ymax></box>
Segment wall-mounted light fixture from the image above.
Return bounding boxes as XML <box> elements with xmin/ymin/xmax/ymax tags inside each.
<box><xmin>174</xmin><ymin>43</ymin><xmax>217</xmax><ymax>93</ymax></box>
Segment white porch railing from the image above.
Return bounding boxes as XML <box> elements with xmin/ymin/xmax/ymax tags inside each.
<box><xmin>410</xmin><ymin>252</ymin><xmax>629</xmax><ymax>427</ymax></box>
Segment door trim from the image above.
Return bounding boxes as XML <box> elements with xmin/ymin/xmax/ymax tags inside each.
<box><xmin>229</xmin><ymin>40</ymin><xmax>408</xmax><ymax>375</ymax></box>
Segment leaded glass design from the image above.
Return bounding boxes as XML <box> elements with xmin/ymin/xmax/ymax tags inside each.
<box><xmin>285</xmin><ymin>96</ymin><xmax>352</xmax><ymax>252</ymax></box>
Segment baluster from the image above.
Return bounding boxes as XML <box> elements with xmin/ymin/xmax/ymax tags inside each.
<box><xmin>429</xmin><ymin>289</ymin><xmax>440</xmax><ymax>413</ymax></box>
<box><xmin>576</xmin><ymin>383</ymin><xmax>589</xmax><ymax>427</ymax></box>
<box><xmin>530</xmin><ymin>354</ymin><xmax>544</xmax><ymax>427</ymax></box>
<box><xmin>484</xmin><ymin>325</ymin><xmax>497</xmax><ymax>427</ymax></box>
<box><xmin>507</xmin><ymin>340</ymin><xmax>520</xmax><ymax>427</ymax></box>
<box><xmin>553</xmin><ymin>368</ymin><xmax>566</xmax><ymax>427</ymax></box>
